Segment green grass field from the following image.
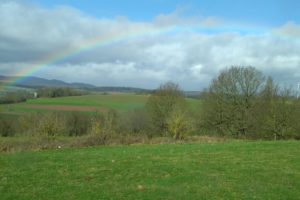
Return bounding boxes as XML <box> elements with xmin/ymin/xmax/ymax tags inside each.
<box><xmin>26</xmin><ymin>94</ymin><xmax>148</xmax><ymax>108</ymax></box>
<box><xmin>1</xmin><ymin>141</ymin><xmax>299</xmax><ymax>199</ymax></box>
<box><xmin>0</xmin><ymin>93</ymin><xmax>201</xmax><ymax>116</ymax></box>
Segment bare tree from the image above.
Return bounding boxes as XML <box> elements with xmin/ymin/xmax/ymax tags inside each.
<box><xmin>202</xmin><ymin>66</ymin><xmax>265</xmax><ymax>136</ymax></box>
<box><xmin>259</xmin><ymin>79</ymin><xmax>298</xmax><ymax>139</ymax></box>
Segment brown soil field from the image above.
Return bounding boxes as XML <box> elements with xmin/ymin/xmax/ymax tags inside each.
<box><xmin>23</xmin><ymin>105</ymin><xmax>107</xmax><ymax>112</ymax></box>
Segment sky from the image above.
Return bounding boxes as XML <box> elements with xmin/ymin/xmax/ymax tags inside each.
<box><xmin>0</xmin><ymin>0</ymin><xmax>300</xmax><ymax>90</ymax></box>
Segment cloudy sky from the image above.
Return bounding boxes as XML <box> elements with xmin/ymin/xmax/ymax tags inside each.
<box><xmin>0</xmin><ymin>0</ymin><xmax>300</xmax><ymax>90</ymax></box>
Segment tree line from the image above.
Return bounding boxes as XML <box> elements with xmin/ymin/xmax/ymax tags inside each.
<box><xmin>0</xmin><ymin>91</ymin><xmax>33</xmax><ymax>104</ymax></box>
<box><xmin>0</xmin><ymin>87</ymin><xmax>88</xmax><ymax>104</ymax></box>
<box><xmin>37</xmin><ymin>87</ymin><xmax>89</xmax><ymax>98</ymax></box>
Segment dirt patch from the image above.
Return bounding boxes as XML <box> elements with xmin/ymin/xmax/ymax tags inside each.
<box><xmin>23</xmin><ymin>104</ymin><xmax>107</xmax><ymax>112</ymax></box>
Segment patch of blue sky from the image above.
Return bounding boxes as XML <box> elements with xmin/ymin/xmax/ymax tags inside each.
<box><xmin>33</xmin><ymin>0</ymin><xmax>300</xmax><ymax>30</ymax></box>
<box><xmin>168</xmin><ymin>24</ymin><xmax>268</xmax><ymax>36</ymax></box>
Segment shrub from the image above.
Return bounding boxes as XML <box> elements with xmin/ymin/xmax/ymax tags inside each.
<box><xmin>36</xmin><ymin>113</ymin><xmax>66</xmax><ymax>137</ymax></box>
<box><xmin>18</xmin><ymin>113</ymin><xmax>40</xmax><ymax>136</ymax></box>
<box><xmin>0</xmin><ymin>119</ymin><xmax>15</xmax><ymax>137</ymax></box>
<box><xmin>119</xmin><ymin>109</ymin><xmax>151</xmax><ymax>135</ymax></box>
<box><xmin>18</xmin><ymin>112</ymin><xmax>66</xmax><ymax>137</ymax></box>
<box><xmin>88</xmin><ymin>110</ymin><xmax>120</xmax><ymax>144</ymax></box>
<box><xmin>166</xmin><ymin>106</ymin><xmax>194</xmax><ymax>139</ymax></box>
<box><xmin>146</xmin><ymin>82</ymin><xmax>187</xmax><ymax>136</ymax></box>
<box><xmin>65</xmin><ymin>112</ymin><xmax>90</xmax><ymax>136</ymax></box>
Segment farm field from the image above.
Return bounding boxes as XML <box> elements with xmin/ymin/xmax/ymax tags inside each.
<box><xmin>0</xmin><ymin>141</ymin><xmax>299</xmax><ymax>200</ymax></box>
<box><xmin>0</xmin><ymin>93</ymin><xmax>201</xmax><ymax>115</ymax></box>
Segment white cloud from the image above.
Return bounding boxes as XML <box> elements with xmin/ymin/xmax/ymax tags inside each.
<box><xmin>0</xmin><ymin>1</ymin><xmax>300</xmax><ymax>90</ymax></box>
<box><xmin>273</xmin><ymin>21</ymin><xmax>300</xmax><ymax>39</ymax></box>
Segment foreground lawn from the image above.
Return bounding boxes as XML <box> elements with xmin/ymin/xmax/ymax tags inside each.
<box><xmin>1</xmin><ymin>141</ymin><xmax>299</xmax><ymax>199</ymax></box>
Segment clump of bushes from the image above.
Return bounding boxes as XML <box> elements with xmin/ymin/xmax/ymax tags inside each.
<box><xmin>18</xmin><ymin>112</ymin><xmax>66</xmax><ymax>138</ymax></box>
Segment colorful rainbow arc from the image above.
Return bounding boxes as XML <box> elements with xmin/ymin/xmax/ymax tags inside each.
<box><xmin>0</xmin><ymin>25</ymin><xmax>176</xmax><ymax>92</ymax></box>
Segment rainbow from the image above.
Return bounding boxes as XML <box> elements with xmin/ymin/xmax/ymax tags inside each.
<box><xmin>0</xmin><ymin>25</ymin><xmax>176</xmax><ymax>92</ymax></box>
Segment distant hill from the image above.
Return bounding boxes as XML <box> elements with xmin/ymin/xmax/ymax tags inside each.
<box><xmin>0</xmin><ymin>75</ymin><xmax>202</xmax><ymax>95</ymax></box>
<box><xmin>184</xmin><ymin>91</ymin><xmax>202</xmax><ymax>99</ymax></box>
<box><xmin>0</xmin><ymin>75</ymin><xmax>95</xmax><ymax>88</ymax></box>
<box><xmin>0</xmin><ymin>75</ymin><xmax>151</xmax><ymax>93</ymax></box>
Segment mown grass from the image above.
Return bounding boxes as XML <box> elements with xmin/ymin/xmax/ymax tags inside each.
<box><xmin>0</xmin><ymin>93</ymin><xmax>201</xmax><ymax>114</ymax></box>
<box><xmin>1</xmin><ymin>141</ymin><xmax>299</xmax><ymax>199</ymax></box>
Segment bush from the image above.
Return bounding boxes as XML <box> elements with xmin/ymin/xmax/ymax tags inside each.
<box><xmin>166</xmin><ymin>107</ymin><xmax>195</xmax><ymax>139</ymax></box>
<box><xmin>88</xmin><ymin>110</ymin><xmax>120</xmax><ymax>144</ymax></box>
<box><xmin>65</xmin><ymin>112</ymin><xmax>90</xmax><ymax>136</ymax></box>
<box><xmin>146</xmin><ymin>82</ymin><xmax>187</xmax><ymax>136</ymax></box>
<box><xmin>17</xmin><ymin>113</ymin><xmax>40</xmax><ymax>136</ymax></box>
<box><xmin>0</xmin><ymin>119</ymin><xmax>15</xmax><ymax>137</ymax></box>
<box><xmin>119</xmin><ymin>109</ymin><xmax>151</xmax><ymax>135</ymax></box>
<box><xmin>18</xmin><ymin>112</ymin><xmax>66</xmax><ymax>137</ymax></box>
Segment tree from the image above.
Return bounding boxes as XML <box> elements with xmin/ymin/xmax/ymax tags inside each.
<box><xmin>202</xmin><ymin>66</ymin><xmax>265</xmax><ymax>136</ymax></box>
<box><xmin>259</xmin><ymin>79</ymin><xmax>298</xmax><ymax>139</ymax></box>
<box><xmin>146</xmin><ymin>82</ymin><xmax>187</xmax><ymax>137</ymax></box>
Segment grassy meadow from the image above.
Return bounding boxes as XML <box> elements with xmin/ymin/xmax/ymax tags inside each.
<box><xmin>1</xmin><ymin>89</ymin><xmax>299</xmax><ymax>199</ymax></box>
<box><xmin>1</xmin><ymin>141</ymin><xmax>300</xmax><ymax>200</ymax></box>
